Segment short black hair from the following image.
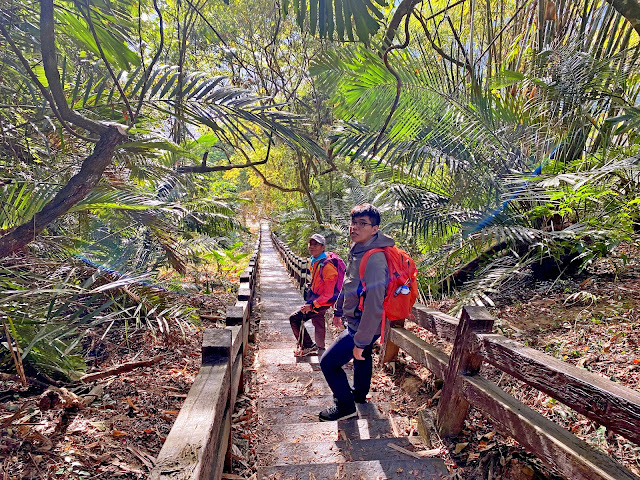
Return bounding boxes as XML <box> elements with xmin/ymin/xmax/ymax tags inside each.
<box><xmin>350</xmin><ymin>203</ymin><xmax>381</xmax><ymax>226</ymax></box>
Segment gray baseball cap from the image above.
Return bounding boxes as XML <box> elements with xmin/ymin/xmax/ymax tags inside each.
<box><xmin>308</xmin><ymin>233</ymin><xmax>326</xmax><ymax>245</ymax></box>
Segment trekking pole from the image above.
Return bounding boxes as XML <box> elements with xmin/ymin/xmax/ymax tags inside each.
<box><xmin>295</xmin><ymin>319</ymin><xmax>306</xmax><ymax>356</ymax></box>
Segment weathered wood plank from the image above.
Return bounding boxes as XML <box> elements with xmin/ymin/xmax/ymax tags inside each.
<box><xmin>237</xmin><ymin>284</ymin><xmax>251</xmax><ymax>302</ymax></box>
<box><xmin>214</xmin><ymin>401</ymin><xmax>232</xmax><ymax>479</ymax></box>
<box><xmin>461</xmin><ymin>374</ymin><xmax>640</xmax><ymax>480</ymax></box>
<box><xmin>229</xmin><ymin>326</ymin><xmax>243</xmax><ymax>363</ymax></box>
<box><xmin>258</xmin><ymin>437</ymin><xmax>443</xmax><ymax>466</ymax></box>
<box><xmin>202</xmin><ymin>329</ymin><xmax>232</xmax><ymax>365</ymax></box>
<box><xmin>411</xmin><ymin>304</ymin><xmax>458</xmax><ymax>341</ymax></box>
<box><xmin>229</xmin><ymin>349</ymin><xmax>243</xmax><ymax>412</ymax></box>
<box><xmin>225</xmin><ymin>305</ymin><xmax>245</xmax><ymax>326</ymax></box>
<box><xmin>387</xmin><ymin>327</ymin><xmax>449</xmax><ymax>379</ymax></box>
<box><xmin>380</xmin><ymin>319</ymin><xmax>404</xmax><ymax>364</ymax></box>
<box><xmin>258</xmin><ymin>458</ymin><xmax>448</xmax><ymax>480</ymax></box>
<box><xmin>474</xmin><ymin>333</ymin><xmax>640</xmax><ymax>445</ymax></box>
<box><xmin>149</xmin><ymin>363</ymin><xmax>230</xmax><ymax>480</ymax></box>
<box><xmin>261</xmin><ymin>418</ymin><xmax>404</xmax><ymax>443</ymax></box>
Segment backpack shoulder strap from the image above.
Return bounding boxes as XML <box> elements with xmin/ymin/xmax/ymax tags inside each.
<box><xmin>317</xmin><ymin>255</ymin><xmax>335</xmax><ymax>278</ymax></box>
<box><xmin>358</xmin><ymin>247</ymin><xmax>385</xmax><ymax>288</ymax></box>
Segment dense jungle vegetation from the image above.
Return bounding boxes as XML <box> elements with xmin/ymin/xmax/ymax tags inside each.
<box><xmin>0</xmin><ymin>0</ymin><xmax>639</xmax><ymax>471</ymax></box>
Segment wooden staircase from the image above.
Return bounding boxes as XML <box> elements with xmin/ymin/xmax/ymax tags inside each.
<box><xmin>254</xmin><ymin>230</ymin><xmax>448</xmax><ymax>479</ymax></box>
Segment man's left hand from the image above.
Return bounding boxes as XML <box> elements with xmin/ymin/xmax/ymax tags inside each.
<box><xmin>353</xmin><ymin>346</ymin><xmax>364</xmax><ymax>360</ymax></box>
<box><xmin>300</xmin><ymin>304</ymin><xmax>313</xmax><ymax>314</ymax></box>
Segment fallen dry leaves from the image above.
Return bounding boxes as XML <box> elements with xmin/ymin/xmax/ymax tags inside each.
<box><xmin>0</xmin><ymin>288</ymin><xmax>235</xmax><ymax>480</ymax></box>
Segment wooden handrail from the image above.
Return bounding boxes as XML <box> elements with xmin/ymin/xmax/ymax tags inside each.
<box><xmin>149</xmin><ymin>228</ymin><xmax>261</xmax><ymax>480</ymax></box>
<box><xmin>472</xmin><ymin>332</ymin><xmax>640</xmax><ymax>445</ymax></box>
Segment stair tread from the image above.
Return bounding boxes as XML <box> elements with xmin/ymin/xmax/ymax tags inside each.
<box><xmin>257</xmin><ymin>348</ymin><xmax>322</xmax><ymax>365</ymax></box>
<box><xmin>257</xmin><ymin>437</ymin><xmax>448</xmax><ymax>471</ymax></box>
<box><xmin>256</xmin><ymin>369</ymin><xmax>352</xmax><ymax>386</ymax></box>
<box><xmin>260</xmin><ymin>402</ymin><xmax>383</xmax><ymax>424</ymax></box>
<box><xmin>258</xmin><ymin>459</ymin><xmax>448</xmax><ymax>480</ymax></box>
<box><xmin>257</xmin><ymin>391</ymin><xmax>380</xmax><ymax>408</ymax></box>
<box><xmin>260</xmin><ymin>417</ymin><xmax>412</xmax><ymax>443</ymax></box>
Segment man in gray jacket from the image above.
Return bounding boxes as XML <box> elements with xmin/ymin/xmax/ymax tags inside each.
<box><xmin>319</xmin><ymin>203</ymin><xmax>393</xmax><ymax>421</ymax></box>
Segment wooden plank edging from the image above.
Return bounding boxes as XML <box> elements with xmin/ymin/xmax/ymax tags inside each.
<box><xmin>149</xmin><ymin>230</ymin><xmax>261</xmax><ymax>480</ymax></box>
<box><xmin>149</xmin><ymin>330</ymin><xmax>232</xmax><ymax>480</ymax></box>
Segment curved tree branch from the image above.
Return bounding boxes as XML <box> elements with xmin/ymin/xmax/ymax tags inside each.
<box><xmin>382</xmin><ymin>0</ymin><xmax>420</xmax><ymax>50</ymax></box>
<box><xmin>296</xmin><ymin>151</ymin><xmax>322</xmax><ymax>223</ymax></box>
<box><xmin>604</xmin><ymin>0</ymin><xmax>640</xmax><ymax>34</ymax></box>
<box><xmin>0</xmin><ymin>0</ymin><xmax>128</xmax><ymax>258</ymax></box>
<box><xmin>413</xmin><ymin>12</ymin><xmax>466</xmax><ymax>68</ymax></box>
<box><xmin>232</xmin><ymin>138</ymin><xmax>303</xmax><ymax>193</ymax></box>
<box><xmin>40</xmin><ymin>0</ymin><xmax>107</xmax><ymax>136</ymax></box>
<box><xmin>0</xmin><ymin>24</ymin><xmax>94</xmax><ymax>142</ymax></box>
<box><xmin>250</xmin><ymin>163</ymin><xmax>304</xmax><ymax>193</ymax></box>
<box><xmin>134</xmin><ymin>0</ymin><xmax>164</xmax><ymax>120</ymax></box>
<box><xmin>0</xmin><ymin>126</ymin><xmax>126</xmax><ymax>257</ymax></box>
<box><xmin>177</xmin><ymin>148</ymin><xmax>269</xmax><ymax>173</ymax></box>
<box><xmin>371</xmin><ymin>12</ymin><xmax>412</xmax><ymax>158</ymax></box>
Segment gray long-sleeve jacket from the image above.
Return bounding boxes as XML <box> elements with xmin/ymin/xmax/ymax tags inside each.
<box><xmin>334</xmin><ymin>232</ymin><xmax>394</xmax><ymax>348</ymax></box>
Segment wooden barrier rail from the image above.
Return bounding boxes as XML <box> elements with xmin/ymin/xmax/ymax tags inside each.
<box><xmin>271</xmin><ymin>232</ymin><xmax>309</xmax><ymax>293</ymax></box>
<box><xmin>149</xmin><ymin>230</ymin><xmax>261</xmax><ymax>480</ymax></box>
<box><xmin>271</xmin><ymin>232</ymin><xmax>640</xmax><ymax>480</ymax></box>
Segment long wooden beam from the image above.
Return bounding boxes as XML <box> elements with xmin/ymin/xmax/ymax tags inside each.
<box><xmin>461</xmin><ymin>374</ymin><xmax>639</xmax><ymax>480</ymax></box>
<box><xmin>411</xmin><ymin>304</ymin><xmax>459</xmax><ymax>341</ymax></box>
<box><xmin>473</xmin><ymin>333</ymin><xmax>640</xmax><ymax>445</ymax></box>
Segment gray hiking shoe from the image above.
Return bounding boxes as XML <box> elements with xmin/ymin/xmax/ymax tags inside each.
<box><xmin>296</xmin><ymin>345</ymin><xmax>318</xmax><ymax>357</ymax></box>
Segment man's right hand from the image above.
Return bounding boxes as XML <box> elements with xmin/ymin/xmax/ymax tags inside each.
<box><xmin>332</xmin><ymin>316</ymin><xmax>344</xmax><ymax>329</ymax></box>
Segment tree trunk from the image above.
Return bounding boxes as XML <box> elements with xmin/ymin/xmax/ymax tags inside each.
<box><xmin>0</xmin><ymin>127</ymin><xmax>126</xmax><ymax>258</ymax></box>
<box><xmin>605</xmin><ymin>0</ymin><xmax>640</xmax><ymax>34</ymax></box>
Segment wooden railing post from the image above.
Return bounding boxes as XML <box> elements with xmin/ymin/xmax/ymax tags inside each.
<box><xmin>302</xmin><ymin>261</ymin><xmax>310</xmax><ymax>290</ymax></box>
<box><xmin>437</xmin><ymin>306</ymin><xmax>494</xmax><ymax>438</ymax></box>
<box><xmin>380</xmin><ymin>319</ymin><xmax>405</xmax><ymax>364</ymax></box>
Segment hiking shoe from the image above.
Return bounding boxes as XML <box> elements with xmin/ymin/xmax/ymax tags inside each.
<box><xmin>296</xmin><ymin>345</ymin><xmax>318</xmax><ymax>357</ymax></box>
<box><xmin>319</xmin><ymin>403</ymin><xmax>357</xmax><ymax>422</ymax></box>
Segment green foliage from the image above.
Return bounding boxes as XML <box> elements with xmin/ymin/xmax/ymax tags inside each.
<box><xmin>283</xmin><ymin>0</ymin><xmax>386</xmax><ymax>44</ymax></box>
<box><xmin>207</xmin><ymin>242</ymin><xmax>250</xmax><ymax>275</ymax></box>
<box><xmin>0</xmin><ymin>261</ymin><xmax>195</xmax><ymax>380</ymax></box>
<box><xmin>302</xmin><ymin>0</ymin><xmax>640</xmax><ymax>312</ymax></box>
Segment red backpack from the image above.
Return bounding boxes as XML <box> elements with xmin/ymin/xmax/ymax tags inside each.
<box><xmin>320</xmin><ymin>252</ymin><xmax>346</xmax><ymax>302</ymax></box>
<box><xmin>358</xmin><ymin>246</ymin><xmax>418</xmax><ymax>340</ymax></box>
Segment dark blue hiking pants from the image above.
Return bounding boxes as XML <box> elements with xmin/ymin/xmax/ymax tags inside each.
<box><xmin>320</xmin><ymin>326</ymin><xmax>379</xmax><ymax>408</ymax></box>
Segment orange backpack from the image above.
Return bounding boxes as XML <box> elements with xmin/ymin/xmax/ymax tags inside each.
<box><xmin>358</xmin><ymin>246</ymin><xmax>418</xmax><ymax>340</ymax></box>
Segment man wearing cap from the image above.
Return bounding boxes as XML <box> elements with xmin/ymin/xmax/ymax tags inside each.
<box><xmin>289</xmin><ymin>233</ymin><xmax>338</xmax><ymax>356</ymax></box>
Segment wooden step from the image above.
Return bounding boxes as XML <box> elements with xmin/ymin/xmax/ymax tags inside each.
<box><xmin>259</xmin><ymin>401</ymin><xmax>383</xmax><ymax>425</ymax></box>
<box><xmin>257</xmin><ymin>348</ymin><xmax>323</xmax><ymax>365</ymax></box>
<box><xmin>260</xmin><ymin>417</ymin><xmax>412</xmax><ymax>443</ymax></box>
<box><xmin>258</xmin><ymin>328</ymin><xmax>296</xmax><ymax>347</ymax></box>
<box><xmin>258</xmin><ymin>380</ymin><xmax>334</xmax><ymax>397</ymax></box>
<box><xmin>258</xmin><ymin>330</ymin><xmax>330</xmax><ymax>349</ymax></box>
<box><xmin>258</xmin><ymin>458</ymin><xmax>448</xmax><ymax>480</ymax></box>
<box><xmin>257</xmin><ymin>437</ymin><xmax>446</xmax><ymax>468</ymax></box>
<box><xmin>257</xmin><ymin>391</ymin><xmax>381</xmax><ymax>408</ymax></box>
<box><xmin>258</xmin><ymin>394</ymin><xmax>334</xmax><ymax>408</ymax></box>
<box><xmin>256</xmin><ymin>367</ymin><xmax>352</xmax><ymax>386</ymax></box>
